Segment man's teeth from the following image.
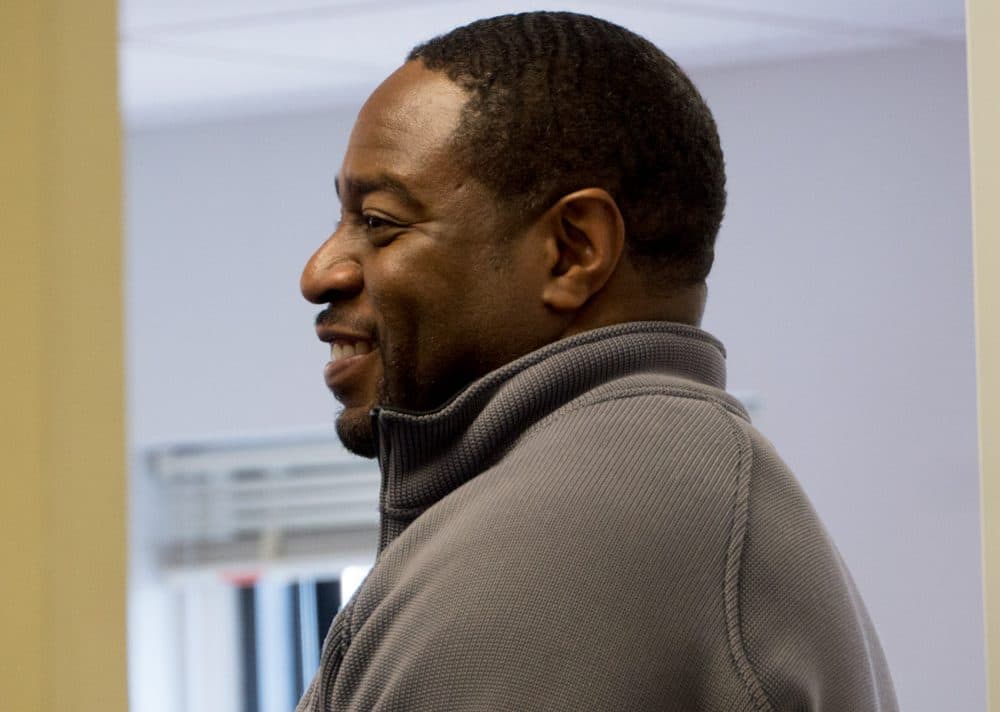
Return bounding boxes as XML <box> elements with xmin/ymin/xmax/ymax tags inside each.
<box><xmin>331</xmin><ymin>341</ymin><xmax>372</xmax><ymax>362</ymax></box>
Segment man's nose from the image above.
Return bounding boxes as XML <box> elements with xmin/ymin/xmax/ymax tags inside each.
<box><xmin>300</xmin><ymin>237</ymin><xmax>365</xmax><ymax>304</ymax></box>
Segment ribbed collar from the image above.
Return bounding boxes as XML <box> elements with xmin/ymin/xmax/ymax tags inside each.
<box><xmin>371</xmin><ymin>321</ymin><xmax>734</xmax><ymax>551</ymax></box>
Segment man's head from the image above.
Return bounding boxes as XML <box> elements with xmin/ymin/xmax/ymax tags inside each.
<box><xmin>408</xmin><ymin>11</ymin><xmax>726</xmax><ymax>285</ymax></box>
<box><xmin>301</xmin><ymin>12</ymin><xmax>726</xmax><ymax>456</ymax></box>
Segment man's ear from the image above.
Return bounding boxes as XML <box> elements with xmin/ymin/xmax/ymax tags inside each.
<box><xmin>540</xmin><ymin>188</ymin><xmax>626</xmax><ymax>312</ymax></box>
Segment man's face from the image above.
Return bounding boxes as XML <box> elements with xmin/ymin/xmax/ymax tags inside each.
<box><xmin>301</xmin><ymin>61</ymin><xmax>557</xmax><ymax>457</ymax></box>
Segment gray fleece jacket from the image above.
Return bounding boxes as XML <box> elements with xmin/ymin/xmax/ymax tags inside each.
<box><xmin>297</xmin><ymin>322</ymin><xmax>897</xmax><ymax>711</ymax></box>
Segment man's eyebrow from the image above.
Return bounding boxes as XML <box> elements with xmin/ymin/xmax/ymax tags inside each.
<box><xmin>334</xmin><ymin>174</ymin><xmax>423</xmax><ymax>211</ymax></box>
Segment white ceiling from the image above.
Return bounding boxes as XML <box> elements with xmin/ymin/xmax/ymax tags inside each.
<box><xmin>120</xmin><ymin>0</ymin><xmax>966</xmax><ymax>127</ymax></box>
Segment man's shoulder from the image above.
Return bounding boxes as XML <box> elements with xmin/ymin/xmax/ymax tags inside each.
<box><xmin>503</xmin><ymin>371</ymin><xmax>818</xmax><ymax>549</ymax></box>
<box><xmin>521</xmin><ymin>370</ymin><xmax>753</xmax><ymax>465</ymax></box>
<box><xmin>568</xmin><ymin>370</ymin><xmax>745</xmax><ymax>415</ymax></box>
<box><xmin>503</xmin><ymin>372</ymin><xmax>758</xmax><ymax>509</ymax></box>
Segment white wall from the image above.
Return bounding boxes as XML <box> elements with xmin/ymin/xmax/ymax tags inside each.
<box><xmin>125</xmin><ymin>109</ymin><xmax>361</xmax><ymax>446</ymax></box>
<box><xmin>126</xmin><ymin>40</ymin><xmax>982</xmax><ymax>711</ymax></box>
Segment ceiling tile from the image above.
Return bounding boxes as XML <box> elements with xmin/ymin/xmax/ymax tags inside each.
<box><xmin>120</xmin><ymin>0</ymin><xmax>966</xmax><ymax>126</ymax></box>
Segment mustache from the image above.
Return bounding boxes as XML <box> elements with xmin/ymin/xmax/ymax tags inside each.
<box><xmin>314</xmin><ymin>307</ymin><xmax>376</xmax><ymax>336</ymax></box>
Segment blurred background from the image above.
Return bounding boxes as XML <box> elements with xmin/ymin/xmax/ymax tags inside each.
<box><xmin>118</xmin><ymin>1</ymin><xmax>980</xmax><ymax>711</ymax></box>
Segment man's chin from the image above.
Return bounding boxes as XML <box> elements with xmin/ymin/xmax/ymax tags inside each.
<box><xmin>335</xmin><ymin>409</ymin><xmax>377</xmax><ymax>459</ymax></box>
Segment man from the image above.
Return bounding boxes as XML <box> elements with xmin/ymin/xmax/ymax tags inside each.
<box><xmin>299</xmin><ymin>11</ymin><xmax>897</xmax><ymax>711</ymax></box>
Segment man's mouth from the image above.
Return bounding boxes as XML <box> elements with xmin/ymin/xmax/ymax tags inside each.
<box><xmin>323</xmin><ymin>335</ymin><xmax>379</xmax><ymax>405</ymax></box>
<box><xmin>330</xmin><ymin>339</ymin><xmax>373</xmax><ymax>362</ymax></box>
<box><xmin>315</xmin><ymin>319</ymin><xmax>379</xmax><ymax>402</ymax></box>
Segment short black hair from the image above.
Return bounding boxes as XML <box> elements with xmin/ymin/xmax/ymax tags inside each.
<box><xmin>408</xmin><ymin>11</ymin><xmax>726</xmax><ymax>283</ymax></box>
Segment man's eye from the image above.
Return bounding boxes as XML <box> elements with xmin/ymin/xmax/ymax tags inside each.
<box><xmin>363</xmin><ymin>214</ymin><xmax>393</xmax><ymax>230</ymax></box>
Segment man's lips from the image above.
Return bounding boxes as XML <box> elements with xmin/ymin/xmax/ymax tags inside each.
<box><xmin>316</xmin><ymin>326</ymin><xmax>378</xmax><ymax>400</ymax></box>
<box><xmin>323</xmin><ymin>348</ymin><xmax>377</xmax><ymax>397</ymax></box>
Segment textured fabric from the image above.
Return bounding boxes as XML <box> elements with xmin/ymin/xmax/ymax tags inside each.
<box><xmin>298</xmin><ymin>322</ymin><xmax>897</xmax><ymax>711</ymax></box>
